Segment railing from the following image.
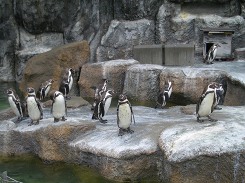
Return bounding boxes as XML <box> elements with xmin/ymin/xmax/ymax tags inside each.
<box><xmin>0</xmin><ymin>171</ymin><xmax>22</xmax><ymax>183</ymax></box>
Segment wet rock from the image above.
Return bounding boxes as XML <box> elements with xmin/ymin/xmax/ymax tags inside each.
<box><xmin>78</xmin><ymin>59</ymin><xmax>139</xmax><ymax>98</ymax></box>
<box><xmin>96</xmin><ymin>19</ymin><xmax>155</xmax><ymax>61</ymax></box>
<box><xmin>19</xmin><ymin>41</ymin><xmax>90</xmax><ymax>95</ymax></box>
<box><xmin>0</xmin><ymin>104</ymin><xmax>244</xmax><ymax>182</ymax></box>
<box><xmin>159</xmin><ymin>105</ymin><xmax>245</xmax><ymax>183</ymax></box>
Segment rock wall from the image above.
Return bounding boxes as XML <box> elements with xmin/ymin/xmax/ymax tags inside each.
<box><xmin>1</xmin><ymin>0</ymin><xmax>245</xmax><ymax>82</ymax></box>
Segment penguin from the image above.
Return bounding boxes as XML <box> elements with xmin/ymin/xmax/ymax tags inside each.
<box><xmin>37</xmin><ymin>79</ymin><xmax>53</xmax><ymax>101</ymax></box>
<box><xmin>196</xmin><ymin>82</ymin><xmax>220</xmax><ymax>122</ymax></box>
<box><xmin>103</xmin><ymin>89</ymin><xmax>114</xmax><ymax>116</ymax></box>
<box><xmin>204</xmin><ymin>43</ymin><xmax>220</xmax><ymax>64</ymax></box>
<box><xmin>92</xmin><ymin>99</ymin><xmax>107</xmax><ymax>123</ymax></box>
<box><xmin>59</xmin><ymin>68</ymin><xmax>74</xmax><ymax>99</ymax></box>
<box><xmin>155</xmin><ymin>80</ymin><xmax>172</xmax><ymax>108</ymax></box>
<box><xmin>26</xmin><ymin>87</ymin><xmax>43</xmax><ymax>126</ymax></box>
<box><xmin>91</xmin><ymin>79</ymin><xmax>108</xmax><ymax>110</ymax></box>
<box><xmin>50</xmin><ymin>91</ymin><xmax>67</xmax><ymax>122</ymax></box>
<box><xmin>92</xmin><ymin>89</ymin><xmax>114</xmax><ymax>123</ymax></box>
<box><xmin>117</xmin><ymin>94</ymin><xmax>135</xmax><ymax>136</ymax></box>
<box><xmin>214</xmin><ymin>84</ymin><xmax>224</xmax><ymax>110</ymax></box>
<box><xmin>6</xmin><ymin>88</ymin><xmax>24</xmax><ymax>122</ymax></box>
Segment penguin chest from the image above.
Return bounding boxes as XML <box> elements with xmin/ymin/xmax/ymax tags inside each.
<box><xmin>52</xmin><ymin>96</ymin><xmax>66</xmax><ymax>118</ymax></box>
<box><xmin>45</xmin><ymin>85</ymin><xmax>51</xmax><ymax>97</ymax></box>
<box><xmin>104</xmin><ymin>97</ymin><xmax>112</xmax><ymax>116</ymax></box>
<box><xmin>8</xmin><ymin>97</ymin><xmax>21</xmax><ymax>116</ymax></box>
<box><xmin>27</xmin><ymin>98</ymin><xmax>41</xmax><ymax>120</ymax></box>
<box><xmin>118</xmin><ymin>104</ymin><xmax>132</xmax><ymax>129</ymax></box>
<box><xmin>68</xmin><ymin>77</ymin><xmax>73</xmax><ymax>91</ymax></box>
<box><xmin>198</xmin><ymin>93</ymin><xmax>214</xmax><ymax>117</ymax></box>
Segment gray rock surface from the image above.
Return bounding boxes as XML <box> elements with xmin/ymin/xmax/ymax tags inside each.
<box><xmin>96</xmin><ymin>19</ymin><xmax>155</xmax><ymax>61</ymax></box>
<box><xmin>1</xmin><ymin>101</ymin><xmax>244</xmax><ymax>182</ymax></box>
<box><xmin>78</xmin><ymin>59</ymin><xmax>139</xmax><ymax>98</ymax></box>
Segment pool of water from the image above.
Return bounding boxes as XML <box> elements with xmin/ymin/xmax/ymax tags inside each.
<box><xmin>0</xmin><ymin>155</ymin><xmax>116</xmax><ymax>183</ymax></box>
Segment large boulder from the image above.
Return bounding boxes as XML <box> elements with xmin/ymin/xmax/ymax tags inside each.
<box><xmin>19</xmin><ymin>41</ymin><xmax>90</xmax><ymax>95</ymax></box>
<box><xmin>15</xmin><ymin>28</ymin><xmax>64</xmax><ymax>82</ymax></box>
<box><xmin>159</xmin><ymin>105</ymin><xmax>245</xmax><ymax>183</ymax></box>
<box><xmin>159</xmin><ymin>67</ymin><xmax>227</xmax><ymax>103</ymax></box>
<box><xmin>78</xmin><ymin>59</ymin><xmax>139</xmax><ymax>98</ymax></box>
<box><xmin>123</xmin><ymin>64</ymin><xmax>164</xmax><ymax>101</ymax></box>
<box><xmin>96</xmin><ymin>19</ymin><xmax>155</xmax><ymax>61</ymax></box>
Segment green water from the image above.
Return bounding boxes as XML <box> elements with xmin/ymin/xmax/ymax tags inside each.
<box><xmin>0</xmin><ymin>155</ymin><xmax>116</xmax><ymax>183</ymax></box>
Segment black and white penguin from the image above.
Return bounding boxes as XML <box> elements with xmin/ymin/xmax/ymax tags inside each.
<box><xmin>103</xmin><ymin>89</ymin><xmax>114</xmax><ymax>116</ymax></box>
<box><xmin>92</xmin><ymin>89</ymin><xmax>114</xmax><ymax>123</ymax></box>
<box><xmin>50</xmin><ymin>91</ymin><xmax>67</xmax><ymax>122</ymax></box>
<box><xmin>117</xmin><ymin>94</ymin><xmax>135</xmax><ymax>136</ymax></box>
<box><xmin>155</xmin><ymin>80</ymin><xmax>172</xmax><ymax>108</ymax></box>
<box><xmin>196</xmin><ymin>82</ymin><xmax>220</xmax><ymax>122</ymax></box>
<box><xmin>204</xmin><ymin>43</ymin><xmax>220</xmax><ymax>64</ymax></box>
<box><xmin>26</xmin><ymin>87</ymin><xmax>43</xmax><ymax>126</ymax></box>
<box><xmin>7</xmin><ymin>88</ymin><xmax>24</xmax><ymax>122</ymax></box>
<box><xmin>91</xmin><ymin>79</ymin><xmax>109</xmax><ymax>110</ymax></box>
<box><xmin>37</xmin><ymin>79</ymin><xmax>53</xmax><ymax>101</ymax></box>
<box><xmin>59</xmin><ymin>68</ymin><xmax>74</xmax><ymax>99</ymax></box>
<box><xmin>214</xmin><ymin>84</ymin><xmax>224</xmax><ymax>110</ymax></box>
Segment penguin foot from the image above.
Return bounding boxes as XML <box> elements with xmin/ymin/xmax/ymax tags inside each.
<box><xmin>208</xmin><ymin>116</ymin><xmax>218</xmax><ymax>122</ymax></box>
<box><xmin>197</xmin><ymin>117</ymin><xmax>204</xmax><ymax>123</ymax></box>
<box><xmin>61</xmin><ymin>116</ymin><xmax>67</xmax><ymax>121</ymax></box>
<box><xmin>127</xmin><ymin>128</ymin><xmax>134</xmax><ymax>134</ymax></box>
<box><xmin>214</xmin><ymin>106</ymin><xmax>222</xmax><ymax>110</ymax></box>
<box><xmin>99</xmin><ymin>119</ymin><xmax>107</xmax><ymax>124</ymax></box>
<box><xmin>66</xmin><ymin>96</ymin><xmax>71</xmax><ymax>100</ymax></box>
<box><xmin>54</xmin><ymin>118</ymin><xmax>60</xmax><ymax>123</ymax></box>
<box><xmin>28</xmin><ymin>121</ymin><xmax>34</xmax><ymax>126</ymax></box>
<box><xmin>35</xmin><ymin>121</ymin><xmax>39</xmax><ymax>125</ymax></box>
<box><xmin>118</xmin><ymin>128</ymin><xmax>125</xmax><ymax>136</ymax></box>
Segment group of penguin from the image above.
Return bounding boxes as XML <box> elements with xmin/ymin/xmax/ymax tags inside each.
<box><xmin>6</xmin><ymin>68</ymin><xmax>136</xmax><ymax>136</ymax></box>
<box><xmin>6</xmin><ymin>42</ymin><xmax>225</xmax><ymax>136</ymax></box>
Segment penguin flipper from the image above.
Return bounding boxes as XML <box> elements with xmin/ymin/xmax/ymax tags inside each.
<box><xmin>36</xmin><ymin>99</ymin><xmax>43</xmax><ymax>119</ymax></box>
<box><xmin>116</xmin><ymin>104</ymin><xmax>120</xmax><ymax>127</ymax></box>
<box><xmin>99</xmin><ymin>102</ymin><xmax>105</xmax><ymax>117</ymax></box>
<box><xmin>128</xmin><ymin>101</ymin><xmax>136</xmax><ymax>125</ymax></box>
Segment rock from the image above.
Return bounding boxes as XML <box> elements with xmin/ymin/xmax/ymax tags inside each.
<box><xmin>113</xmin><ymin>0</ymin><xmax>165</xmax><ymax>20</ymax></box>
<box><xmin>160</xmin><ymin>67</ymin><xmax>227</xmax><ymax>103</ymax></box>
<box><xmin>159</xmin><ymin>105</ymin><xmax>245</xmax><ymax>183</ymax></box>
<box><xmin>96</xmin><ymin>19</ymin><xmax>155</xmax><ymax>61</ymax></box>
<box><xmin>234</xmin><ymin>47</ymin><xmax>245</xmax><ymax>60</ymax></box>
<box><xmin>43</xmin><ymin>96</ymin><xmax>90</xmax><ymax>109</ymax></box>
<box><xmin>19</xmin><ymin>41</ymin><xmax>90</xmax><ymax>95</ymax></box>
<box><xmin>15</xmin><ymin>28</ymin><xmax>64</xmax><ymax>82</ymax></box>
<box><xmin>14</xmin><ymin>0</ymin><xmax>80</xmax><ymax>34</ymax></box>
<box><xmin>123</xmin><ymin>64</ymin><xmax>164</xmax><ymax>101</ymax></box>
<box><xmin>0</xmin><ymin>104</ymin><xmax>245</xmax><ymax>182</ymax></box>
<box><xmin>0</xmin><ymin>108</ymin><xmax>16</xmax><ymax>121</ymax></box>
<box><xmin>78</xmin><ymin>59</ymin><xmax>139</xmax><ymax>98</ymax></box>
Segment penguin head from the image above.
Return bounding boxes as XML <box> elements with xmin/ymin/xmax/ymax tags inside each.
<box><xmin>119</xmin><ymin>94</ymin><xmax>127</xmax><ymax>102</ymax></box>
<box><xmin>48</xmin><ymin>79</ymin><xmax>54</xmax><ymax>84</ymax></box>
<box><xmin>6</xmin><ymin>88</ymin><xmax>15</xmax><ymax>96</ymax></box>
<box><xmin>53</xmin><ymin>91</ymin><xmax>63</xmax><ymax>100</ymax></box>
<box><xmin>27</xmin><ymin>87</ymin><xmax>36</xmax><ymax>96</ymax></box>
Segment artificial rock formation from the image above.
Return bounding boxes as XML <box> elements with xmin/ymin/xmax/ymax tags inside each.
<box><xmin>19</xmin><ymin>41</ymin><xmax>90</xmax><ymax>95</ymax></box>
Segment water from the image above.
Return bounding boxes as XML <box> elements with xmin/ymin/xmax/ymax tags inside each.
<box><xmin>0</xmin><ymin>155</ymin><xmax>116</xmax><ymax>183</ymax></box>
